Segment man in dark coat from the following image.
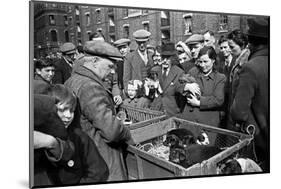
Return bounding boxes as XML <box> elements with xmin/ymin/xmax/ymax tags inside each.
<box><xmin>52</xmin><ymin>42</ymin><xmax>78</xmax><ymax>84</ymax></box>
<box><xmin>182</xmin><ymin>34</ymin><xmax>204</xmax><ymax>73</ymax></box>
<box><xmin>65</xmin><ymin>41</ymin><xmax>134</xmax><ymax>181</ymax></box>
<box><xmin>150</xmin><ymin>42</ymin><xmax>185</xmax><ymax>117</ymax></box>
<box><xmin>230</xmin><ymin>17</ymin><xmax>269</xmax><ymax>172</ymax></box>
<box><xmin>123</xmin><ymin>29</ymin><xmax>154</xmax><ymax>93</ymax></box>
<box><xmin>113</xmin><ymin>38</ymin><xmax>131</xmax><ymax>93</ymax></box>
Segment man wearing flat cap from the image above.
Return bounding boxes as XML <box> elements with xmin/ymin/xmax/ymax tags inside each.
<box><xmin>53</xmin><ymin>42</ymin><xmax>78</xmax><ymax>84</ymax></box>
<box><xmin>123</xmin><ymin>29</ymin><xmax>154</xmax><ymax>93</ymax></box>
<box><xmin>181</xmin><ymin>34</ymin><xmax>204</xmax><ymax>73</ymax></box>
<box><xmin>149</xmin><ymin>42</ymin><xmax>185</xmax><ymax>117</ymax></box>
<box><xmin>230</xmin><ymin>17</ymin><xmax>269</xmax><ymax>172</ymax></box>
<box><xmin>113</xmin><ymin>38</ymin><xmax>131</xmax><ymax>92</ymax></box>
<box><xmin>65</xmin><ymin>41</ymin><xmax>134</xmax><ymax>181</ymax></box>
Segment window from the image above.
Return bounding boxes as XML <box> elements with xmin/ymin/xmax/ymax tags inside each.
<box><xmin>87</xmin><ymin>31</ymin><xmax>92</xmax><ymax>40</ymax></box>
<box><xmin>183</xmin><ymin>13</ymin><xmax>193</xmax><ymax>35</ymax></box>
<box><xmin>108</xmin><ymin>15</ymin><xmax>115</xmax><ymax>33</ymax></box>
<box><xmin>77</xmin><ymin>24</ymin><xmax>81</xmax><ymax>38</ymax></box>
<box><xmin>49</xmin><ymin>15</ymin><xmax>55</xmax><ymax>25</ymax></box>
<box><xmin>109</xmin><ymin>35</ymin><xmax>115</xmax><ymax>43</ymax></box>
<box><xmin>123</xmin><ymin>25</ymin><xmax>129</xmax><ymax>38</ymax></box>
<box><xmin>123</xmin><ymin>9</ymin><xmax>128</xmax><ymax>18</ymax></box>
<box><xmin>108</xmin><ymin>7</ymin><xmax>114</xmax><ymax>14</ymax></box>
<box><xmin>85</xmin><ymin>12</ymin><xmax>90</xmax><ymax>26</ymax></box>
<box><xmin>161</xmin><ymin>29</ymin><xmax>170</xmax><ymax>42</ymax></box>
<box><xmin>50</xmin><ymin>30</ymin><xmax>57</xmax><ymax>42</ymax></box>
<box><xmin>218</xmin><ymin>15</ymin><xmax>228</xmax><ymax>32</ymax></box>
<box><xmin>96</xmin><ymin>9</ymin><xmax>101</xmax><ymax>23</ymax></box>
<box><xmin>75</xmin><ymin>6</ymin><xmax>80</xmax><ymax>15</ymax></box>
<box><xmin>142</xmin><ymin>9</ymin><xmax>149</xmax><ymax>14</ymax></box>
<box><xmin>128</xmin><ymin>9</ymin><xmax>142</xmax><ymax>17</ymax></box>
<box><xmin>65</xmin><ymin>31</ymin><xmax>69</xmax><ymax>42</ymax></box>
<box><xmin>142</xmin><ymin>21</ymin><xmax>150</xmax><ymax>31</ymax></box>
<box><xmin>69</xmin><ymin>16</ymin><xmax>73</xmax><ymax>25</ymax></box>
<box><xmin>64</xmin><ymin>15</ymin><xmax>68</xmax><ymax>26</ymax></box>
<box><xmin>161</xmin><ymin>11</ymin><xmax>170</xmax><ymax>26</ymax></box>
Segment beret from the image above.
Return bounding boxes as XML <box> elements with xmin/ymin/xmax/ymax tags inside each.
<box><xmin>59</xmin><ymin>42</ymin><xmax>76</xmax><ymax>54</ymax></box>
<box><xmin>133</xmin><ymin>29</ymin><xmax>151</xmax><ymax>41</ymax></box>
<box><xmin>113</xmin><ymin>38</ymin><xmax>131</xmax><ymax>47</ymax></box>
<box><xmin>84</xmin><ymin>41</ymin><xmax>123</xmax><ymax>61</ymax></box>
<box><xmin>185</xmin><ymin>34</ymin><xmax>204</xmax><ymax>45</ymax></box>
<box><xmin>247</xmin><ymin>17</ymin><xmax>269</xmax><ymax>38</ymax></box>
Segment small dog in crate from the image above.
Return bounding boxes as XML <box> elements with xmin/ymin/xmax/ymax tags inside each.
<box><xmin>163</xmin><ymin>128</ymin><xmax>196</xmax><ymax>148</ymax></box>
<box><xmin>218</xmin><ymin>158</ymin><xmax>262</xmax><ymax>174</ymax></box>
<box><xmin>169</xmin><ymin>144</ymin><xmax>222</xmax><ymax>168</ymax></box>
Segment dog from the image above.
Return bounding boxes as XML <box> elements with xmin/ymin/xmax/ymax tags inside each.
<box><xmin>218</xmin><ymin>158</ymin><xmax>262</xmax><ymax>174</ymax></box>
<box><xmin>169</xmin><ymin>144</ymin><xmax>222</xmax><ymax>168</ymax></box>
<box><xmin>163</xmin><ymin>128</ymin><xmax>196</xmax><ymax>148</ymax></box>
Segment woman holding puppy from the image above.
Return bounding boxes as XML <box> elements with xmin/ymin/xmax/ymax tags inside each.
<box><xmin>180</xmin><ymin>46</ymin><xmax>226</xmax><ymax>130</ymax></box>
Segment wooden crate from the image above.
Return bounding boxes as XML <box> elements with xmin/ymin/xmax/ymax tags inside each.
<box><xmin>125</xmin><ymin>117</ymin><xmax>252</xmax><ymax>179</ymax></box>
<box><xmin>119</xmin><ymin>104</ymin><xmax>166</xmax><ymax>123</ymax></box>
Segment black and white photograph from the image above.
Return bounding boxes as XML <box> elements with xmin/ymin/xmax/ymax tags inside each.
<box><xmin>28</xmin><ymin>0</ymin><xmax>271</xmax><ymax>188</ymax></box>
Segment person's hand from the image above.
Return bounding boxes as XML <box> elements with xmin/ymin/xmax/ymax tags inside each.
<box><xmin>184</xmin><ymin>83</ymin><xmax>201</xmax><ymax>96</ymax></box>
<box><xmin>187</xmin><ymin>93</ymin><xmax>200</xmax><ymax>107</ymax></box>
<box><xmin>114</xmin><ymin>95</ymin><xmax>123</xmax><ymax>106</ymax></box>
<box><xmin>34</xmin><ymin>131</ymin><xmax>58</xmax><ymax>149</ymax></box>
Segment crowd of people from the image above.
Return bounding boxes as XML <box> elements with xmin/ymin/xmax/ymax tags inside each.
<box><xmin>33</xmin><ymin>16</ymin><xmax>269</xmax><ymax>186</ymax></box>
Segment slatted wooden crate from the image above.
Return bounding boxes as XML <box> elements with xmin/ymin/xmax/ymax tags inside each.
<box><xmin>125</xmin><ymin>117</ymin><xmax>252</xmax><ymax>180</ymax></box>
<box><xmin>119</xmin><ymin>104</ymin><xmax>166</xmax><ymax>123</ymax></box>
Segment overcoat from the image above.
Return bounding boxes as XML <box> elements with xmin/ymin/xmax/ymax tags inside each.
<box><xmin>230</xmin><ymin>47</ymin><xmax>269</xmax><ymax>171</ymax></box>
<box><xmin>65</xmin><ymin>65</ymin><xmax>132</xmax><ymax>181</ymax></box>
<box><xmin>123</xmin><ymin>50</ymin><xmax>154</xmax><ymax>92</ymax></box>
<box><xmin>151</xmin><ymin>65</ymin><xmax>184</xmax><ymax>117</ymax></box>
<box><xmin>180</xmin><ymin>67</ymin><xmax>226</xmax><ymax>127</ymax></box>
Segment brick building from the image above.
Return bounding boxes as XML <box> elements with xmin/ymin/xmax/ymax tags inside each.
<box><xmin>33</xmin><ymin>1</ymin><xmax>249</xmax><ymax>57</ymax></box>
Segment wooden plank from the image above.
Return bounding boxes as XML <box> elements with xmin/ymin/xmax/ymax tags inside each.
<box><xmin>129</xmin><ymin>115</ymin><xmax>168</xmax><ymax>130</ymax></box>
<box><xmin>135</xmin><ymin>155</ymin><xmax>144</xmax><ymax>179</ymax></box>
<box><xmin>130</xmin><ymin>119</ymin><xmax>175</xmax><ymax>143</ymax></box>
<box><xmin>173</xmin><ymin>117</ymin><xmax>251</xmax><ymax>140</ymax></box>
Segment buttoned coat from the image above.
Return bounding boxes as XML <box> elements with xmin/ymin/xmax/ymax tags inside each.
<box><xmin>230</xmin><ymin>48</ymin><xmax>269</xmax><ymax>170</ymax></box>
<box><xmin>180</xmin><ymin>67</ymin><xmax>226</xmax><ymax>127</ymax></box>
<box><xmin>152</xmin><ymin>65</ymin><xmax>184</xmax><ymax>117</ymax></box>
<box><xmin>123</xmin><ymin>50</ymin><xmax>154</xmax><ymax>92</ymax></box>
<box><xmin>64</xmin><ymin>65</ymin><xmax>132</xmax><ymax>181</ymax></box>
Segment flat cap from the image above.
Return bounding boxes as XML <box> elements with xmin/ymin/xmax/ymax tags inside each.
<box><xmin>185</xmin><ymin>34</ymin><xmax>204</xmax><ymax>45</ymax></box>
<box><xmin>113</xmin><ymin>38</ymin><xmax>131</xmax><ymax>47</ymax></box>
<box><xmin>133</xmin><ymin>29</ymin><xmax>151</xmax><ymax>41</ymax></box>
<box><xmin>247</xmin><ymin>17</ymin><xmax>269</xmax><ymax>38</ymax></box>
<box><xmin>60</xmin><ymin>42</ymin><xmax>76</xmax><ymax>54</ymax></box>
<box><xmin>84</xmin><ymin>41</ymin><xmax>122</xmax><ymax>61</ymax></box>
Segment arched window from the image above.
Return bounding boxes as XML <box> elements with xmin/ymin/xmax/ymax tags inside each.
<box><xmin>65</xmin><ymin>31</ymin><xmax>69</xmax><ymax>42</ymax></box>
<box><xmin>50</xmin><ymin>30</ymin><xmax>57</xmax><ymax>42</ymax></box>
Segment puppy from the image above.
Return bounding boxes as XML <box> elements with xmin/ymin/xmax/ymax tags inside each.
<box><xmin>163</xmin><ymin>128</ymin><xmax>196</xmax><ymax>148</ymax></box>
<box><xmin>169</xmin><ymin>144</ymin><xmax>222</xmax><ymax>168</ymax></box>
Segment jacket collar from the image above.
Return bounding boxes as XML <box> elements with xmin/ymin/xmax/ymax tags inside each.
<box><xmin>34</xmin><ymin>74</ymin><xmax>51</xmax><ymax>84</ymax></box>
<box><xmin>198</xmin><ymin>69</ymin><xmax>215</xmax><ymax>80</ymax></box>
<box><xmin>74</xmin><ymin>65</ymin><xmax>113</xmax><ymax>95</ymax></box>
